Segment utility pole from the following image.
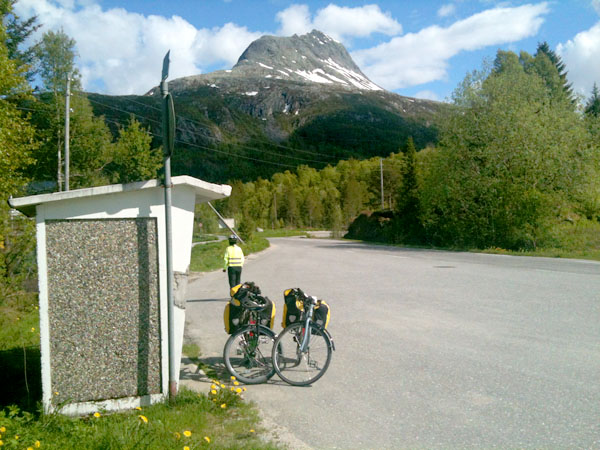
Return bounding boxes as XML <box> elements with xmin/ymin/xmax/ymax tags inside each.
<box><xmin>380</xmin><ymin>158</ymin><xmax>384</xmax><ymax>210</ymax></box>
<box><xmin>161</xmin><ymin>50</ymin><xmax>177</xmax><ymax>400</ymax></box>
<box><xmin>64</xmin><ymin>74</ymin><xmax>71</xmax><ymax>191</ymax></box>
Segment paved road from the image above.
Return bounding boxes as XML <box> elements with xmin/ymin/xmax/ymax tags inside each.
<box><xmin>184</xmin><ymin>237</ymin><xmax>600</xmax><ymax>449</ymax></box>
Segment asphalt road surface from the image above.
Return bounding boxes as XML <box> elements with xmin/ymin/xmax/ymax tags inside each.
<box><xmin>184</xmin><ymin>237</ymin><xmax>600</xmax><ymax>449</ymax></box>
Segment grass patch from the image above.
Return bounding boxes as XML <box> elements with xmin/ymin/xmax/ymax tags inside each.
<box><xmin>0</xmin><ymin>387</ymin><xmax>281</xmax><ymax>449</ymax></box>
<box><xmin>0</xmin><ymin>307</ymin><xmax>281</xmax><ymax>449</ymax></box>
<box><xmin>0</xmin><ymin>292</ymin><xmax>42</xmax><ymax>413</ymax></box>
<box><xmin>190</xmin><ymin>237</ymin><xmax>270</xmax><ymax>272</ymax></box>
<box><xmin>192</xmin><ymin>233</ymin><xmax>219</xmax><ymax>243</ymax></box>
<box><xmin>482</xmin><ymin>219</ymin><xmax>600</xmax><ymax>261</ymax></box>
<box><xmin>257</xmin><ymin>229</ymin><xmax>308</xmax><ymax>238</ymax></box>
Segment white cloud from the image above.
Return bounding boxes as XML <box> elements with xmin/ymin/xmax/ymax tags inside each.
<box><xmin>276</xmin><ymin>3</ymin><xmax>402</xmax><ymax>42</ymax></box>
<box><xmin>593</xmin><ymin>0</ymin><xmax>600</xmax><ymax>16</ymax></box>
<box><xmin>352</xmin><ymin>3</ymin><xmax>549</xmax><ymax>90</ymax></box>
<box><xmin>413</xmin><ymin>90</ymin><xmax>441</xmax><ymax>101</ymax></box>
<box><xmin>14</xmin><ymin>0</ymin><xmax>261</xmax><ymax>95</ymax></box>
<box><xmin>557</xmin><ymin>22</ymin><xmax>600</xmax><ymax>97</ymax></box>
<box><xmin>437</xmin><ymin>4</ymin><xmax>456</xmax><ymax>18</ymax></box>
<box><xmin>276</xmin><ymin>4</ymin><xmax>312</xmax><ymax>36</ymax></box>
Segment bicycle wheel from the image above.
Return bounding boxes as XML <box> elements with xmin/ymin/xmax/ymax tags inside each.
<box><xmin>223</xmin><ymin>325</ymin><xmax>277</xmax><ymax>384</ymax></box>
<box><xmin>272</xmin><ymin>322</ymin><xmax>332</xmax><ymax>386</ymax></box>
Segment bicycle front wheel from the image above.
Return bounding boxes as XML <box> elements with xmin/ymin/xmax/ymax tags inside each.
<box><xmin>223</xmin><ymin>325</ymin><xmax>277</xmax><ymax>384</ymax></box>
<box><xmin>272</xmin><ymin>322</ymin><xmax>332</xmax><ymax>386</ymax></box>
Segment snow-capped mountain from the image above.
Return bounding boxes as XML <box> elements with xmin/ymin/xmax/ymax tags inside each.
<box><xmin>233</xmin><ymin>30</ymin><xmax>382</xmax><ymax>91</ymax></box>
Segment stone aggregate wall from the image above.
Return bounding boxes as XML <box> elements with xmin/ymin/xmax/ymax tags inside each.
<box><xmin>45</xmin><ymin>218</ymin><xmax>161</xmax><ymax>404</ymax></box>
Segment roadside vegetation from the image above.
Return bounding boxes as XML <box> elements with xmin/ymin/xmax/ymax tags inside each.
<box><xmin>0</xmin><ymin>384</ymin><xmax>280</xmax><ymax>450</ymax></box>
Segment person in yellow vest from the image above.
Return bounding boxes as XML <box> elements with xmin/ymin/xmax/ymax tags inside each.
<box><xmin>223</xmin><ymin>235</ymin><xmax>244</xmax><ymax>289</ymax></box>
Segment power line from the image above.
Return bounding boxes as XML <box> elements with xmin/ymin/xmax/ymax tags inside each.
<box><xmin>91</xmin><ymin>96</ymin><xmax>331</xmax><ymax>166</ymax></box>
<box><xmin>104</xmin><ymin>115</ymin><xmax>299</xmax><ymax>170</ymax></box>
<box><xmin>87</xmin><ymin>91</ymin><xmax>338</xmax><ymax>159</ymax></box>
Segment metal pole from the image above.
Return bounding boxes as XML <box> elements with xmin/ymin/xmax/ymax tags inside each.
<box><xmin>380</xmin><ymin>158</ymin><xmax>384</xmax><ymax>210</ymax></box>
<box><xmin>161</xmin><ymin>52</ymin><xmax>177</xmax><ymax>400</ymax></box>
<box><xmin>206</xmin><ymin>202</ymin><xmax>245</xmax><ymax>245</ymax></box>
<box><xmin>64</xmin><ymin>74</ymin><xmax>70</xmax><ymax>191</ymax></box>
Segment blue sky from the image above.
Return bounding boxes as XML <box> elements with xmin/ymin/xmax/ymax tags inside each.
<box><xmin>14</xmin><ymin>0</ymin><xmax>600</xmax><ymax>102</ymax></box>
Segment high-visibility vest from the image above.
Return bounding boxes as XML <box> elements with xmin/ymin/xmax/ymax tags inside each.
<box><xmin>224</xmin><ymin>244</ymin><xmax>244</xmax><ymax>268</ymax></box>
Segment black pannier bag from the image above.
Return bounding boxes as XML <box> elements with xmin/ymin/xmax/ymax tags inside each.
<box><xmin>282</xmin><ymin>288</ymin><xmax>331</xmax><ymax>329</ymax></box>
<box><xmin>313</xmin><ymin>300</ymin><xmax>330</xmax><ymax>329</ymax></box>
<box><xmin>282</xmin><ymin>288</ymin><xmax>303</xmax><ymax>328</ymax></box>
<box><xmin>223</xmin><ymin>301</ymin><xmax>244</xmax><ymax>334</ymax></box>
<box><xmin>224</xmin><ymin>282</ymin><xmax>275</xmax><ymax>334</ymax></box>
<box><xmin>257</xmin><ymin>296</ymin><xmax>276</xmax><ymax>329</ymax></box>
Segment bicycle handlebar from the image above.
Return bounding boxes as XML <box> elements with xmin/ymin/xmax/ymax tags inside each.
<box><xmin>240</xmin><ymin>292</ymin><xmax>269</xmax><ymax>311</ymax></box>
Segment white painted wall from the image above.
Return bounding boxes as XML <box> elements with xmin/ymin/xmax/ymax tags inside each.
<box><xmin>12</xmin><ymin>177</ymin><xmax>231</xmax><ymax>414</ymax></box>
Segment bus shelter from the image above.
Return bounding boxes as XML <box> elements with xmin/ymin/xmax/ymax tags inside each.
<box><xmin>9</xmin><ymin>176</ymin><xmax>231</xmax><ymax>414</ymax></box>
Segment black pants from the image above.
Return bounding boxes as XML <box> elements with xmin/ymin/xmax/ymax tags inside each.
<box><xmin>227</xmin><ymin>266</ymin><xmax>242</xmax><ymax>289</ymax></box>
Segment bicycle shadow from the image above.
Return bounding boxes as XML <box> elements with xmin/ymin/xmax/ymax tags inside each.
<box><xmin>186</xmin><ymin>297</ymin><xmax>229</xmax><ymax>303</ymax></box>
<box><xmin>181</xmin><ymin>356</ymin><xmax>301</xmax><ymax>387</ymax></box>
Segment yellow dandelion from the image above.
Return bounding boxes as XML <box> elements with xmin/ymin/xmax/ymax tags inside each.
<box><xmin>210</xmin><ymin>389</ymin><xmax>217</xmax><ymax>395</ymax></box>
<box><xmin>220</xmin><ymin>384</ymin><xmax>225</xmax><ymax>389</ymax></box>
<box><xmin>212</xmin><ymin>399</ymin><xmax>216</xmax><ymax>402</ymax></box>
<box><xmin>54</xmin><ymin>391</ymin><xmax>59</xmax><ymax>396</ymax></box>
<box><xmin>242</xmin><ymin>387</ymin><xmax>247</xmax><ymax>391</ymax></box>
<box><xmin>230</xmin><ymin>376</ymin><xmax>236</xmax><ymax>381</ymax></box>
<box><xmin>31</xmin><ymin>327</ymin><xmax>35</xmax><ymax>332</ymax></box>
<box><xmin>230</xmin><ymin>387</ymin><xmax>235</xmax><ymax>392</ymax></box>
<box><xmin>14</xmin><ymin>435</ymin><xmax>19</xmax><ymax>440</ymax></box>
<box><xmin>16</xmin><ymin>317</ymin><xmax>20</xmax><ymax>321</ymax></box>
<box><xmin>135</xmin><ymin>406</ymin><xmax>142</xmax><ymax>411</ymax></box>
<box><xmin>27</xmin><ymin>447</ymin><xmax>34</xmax><ymax>450</ymax></box>
<box><xmin>220</xmin><ymin>403</ymin><xmax>226</xmax><ymax>409</ymax></box>
<box><xmin>183</xmin><ymin>430</ymin><xmax>192</xmax><ymax>437</ymax></box>
<box><xmin>0</xmin><ymin>427</ymin><xmax>4</xmax><ymax>433</ymax></box>
<box><xmin>212</xmin><ymin>379</ymin><xmax>219</xmax><ymax>384</ymax></box>
<box><xmin>93</xmin><ymin>412</ymin><xmax>101</xmax><ymax>418</ymax></box>
<box><xmin>235</xmin><ymin>387</ymin><xmax>242</xmax><ymax>394</ymax></box>
<box><xmin>210</xmin><ymin>384</ymin><xmax>217</xmax><ymax>390</ymax></box>
<box><xmin>174</xmin><ymin>432</ymin><xmax>181</xmax><ymax>440</ymax></box>
<box><xmin>250</xmin><ymin>429</ymin><xmax>255</xmax><ymax>433</ymax></box>
<box><xmin>138</xmin><ymin>415</ymin><xmax>148</xmax><ymax>424</ymax></box>
<box><xmin>0</xmin><ymin>440</ymin><xmax>3</xmax><ymax>446</ymax></box>
<box><xmin>204</xmin><ymin>436</ymin><xmax>211</xmax><ymax>443</ymax></box>
<box><xmin>35</xmin><ymin>441</ymin><xmax>41</xmax><ymax>448</ymax></box>
<box><xmin>183</xmin><ymin>446</ymin><xmax>190</xmax><ymax>450</ymax></box>
<box><xmin>233</xmin><ymin>381</ymin><xmax>240</xmax><ymax>386</ymax></box>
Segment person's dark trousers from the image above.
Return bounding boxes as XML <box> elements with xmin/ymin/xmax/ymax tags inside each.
<box><xmin>228</xmin><ymin>266</ymin><xmax>242</xmax><ymax>289</ymax></box>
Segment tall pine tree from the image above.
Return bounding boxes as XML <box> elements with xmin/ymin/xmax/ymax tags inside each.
<box><xmin>535</xmin><ymin>41</ymin><xmax>574</xmax><ymax>103</ymax></box>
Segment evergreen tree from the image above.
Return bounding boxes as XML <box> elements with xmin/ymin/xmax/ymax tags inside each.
<box><xmin>535</xmin><ymin>41</ymin><xmax>574</xmax><ymax>103</ymax></box>
<box><xmin>394</xmin><ymin>137</ymin><xmax>422</xmax><ymax>243</ymax></box>
<box><xmin>585</xmin><ymin>83</ymin><xmax>600</xmax><ymax>117</ymax></box>
<box><xmin>3</xmin><ymin>0</ymin><xmax>39</xmax><ymax>80</ymax></box>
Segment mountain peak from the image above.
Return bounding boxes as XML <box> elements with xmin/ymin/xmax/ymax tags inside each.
<box><xmin>232</xmin><ymin>30</ymin><xmax>381</xmax><ymax>91</ymax></box>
